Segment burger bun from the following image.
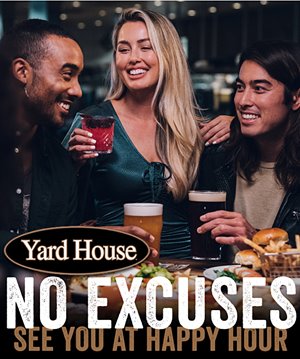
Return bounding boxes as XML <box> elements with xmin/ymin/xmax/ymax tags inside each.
<box><xmin>234</xmin><ymin>249</ymin><xmax>261</xmax><ymax>270</ymax></box>
<box><xmin>252</xmin><ymin>228</ymin><xmax>288</xmax><ymax>246</ymax></box>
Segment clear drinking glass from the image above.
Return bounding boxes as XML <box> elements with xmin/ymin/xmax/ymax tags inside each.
<box><xmin>80</xmin><ymin>114</ymin><xmax>115</xmax><ymax>154</ymax></box>
<box><xmin>188</xmin><ymin>191</ymin><xmax>226</xmax><ymax>260</ymax></box>
<box><xmin>124</xmin><ymin>203</ymin><xmax>163</xmax><ymax>265</ymax></box>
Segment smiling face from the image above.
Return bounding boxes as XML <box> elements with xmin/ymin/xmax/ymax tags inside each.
<box><xmin>115</xmin><ymin>21</ymin><xmax>159</xmax><ymax>96</ymax></box>
<box><xmin>234</xmin><ymin>60</ymin><xmax>291</xmax><ymax>140</ymax></box>
<box><xmin>25</xmin><ymin>35</ymin><xmax>84</xmax><ymax>127</ymax></box>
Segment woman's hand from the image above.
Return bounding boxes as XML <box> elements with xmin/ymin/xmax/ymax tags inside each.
<box><xmin>200</xmin><ymin>115</ymin><xmax>234</xmax><ymax>146</ymax></box>
<box><xmin>197</xmin><ymin>210</ymin><xmax>257</xmax><ymax>249</ymax></box>
<box><xmin>68</xmin><ymin>128</ymin><xmax>99</xmax><ymax>167</ymax></box>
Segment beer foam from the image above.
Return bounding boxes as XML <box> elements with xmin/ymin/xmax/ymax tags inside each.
<box><xmin>188</xmin><ymin>191</ymin><xmax>226</xmax><ymax>202</ymax></box>
<box><xmin>124</xmin><ymin>203</ymin><xmax>163</xmax><ymax>216</ymax></box>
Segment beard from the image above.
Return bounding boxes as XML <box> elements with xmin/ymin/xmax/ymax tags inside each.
<box><xmin>24</xmin><ymin>89</ymin><xmax>66</xmax><ymax>129</ymax></box>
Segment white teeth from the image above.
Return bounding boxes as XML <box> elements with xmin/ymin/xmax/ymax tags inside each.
<box><xmin>59</xmin><ymin>102</ymin><xmax>70</xmax><ymax>110</ymax></box>
<box><xmin>242</xmin><ymin>113</ymin><xmax>258</xmax><ymax>119</ymax></box>
<box><xmin>129</xmin><ymin>69</ymin><xmax>146</xmax><ymax>75</ymax></box>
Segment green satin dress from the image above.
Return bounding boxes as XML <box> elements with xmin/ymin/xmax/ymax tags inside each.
<box><xmin>63</xmin><ymin>101</ymin><xmax>191</xmax><ymax>258</ymax></box>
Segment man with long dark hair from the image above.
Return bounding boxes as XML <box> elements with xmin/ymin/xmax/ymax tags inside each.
<box><xmin>197</xmin><ymin>40</ymin><xmax>300</xmax><ymax>257</ymax></box>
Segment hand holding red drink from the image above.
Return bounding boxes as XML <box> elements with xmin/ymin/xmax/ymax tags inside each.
<box><xmin>68</xmin><ymin>114</ymin><xmax>115</xmax><ymax>163</ymax></box>
<box><xmin>81</xmin><ymin>114</ymin><xmax>114</xmax><ymax>154</ymax></box>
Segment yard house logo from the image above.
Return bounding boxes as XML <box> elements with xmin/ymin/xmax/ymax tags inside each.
<box><xmin>4</xmin><ymin>226</ymin><xmax>150</xmax><ymax>275</ymax></box>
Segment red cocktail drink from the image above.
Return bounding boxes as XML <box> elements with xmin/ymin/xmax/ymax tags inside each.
<box><xmin>81</xmin><ymin>114</ymin><xmax>115</xmax><ymax>154</ymax></box>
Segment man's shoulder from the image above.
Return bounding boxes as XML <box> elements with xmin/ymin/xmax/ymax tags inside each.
<box><xmin>202</xmin><ymin>142</ymin><xmax>230</xmax><ymax>158</ymax></box>
<box><xmin>200</xmin><ymin>142</ymin><xmax>234</xmax><ymax>170</ymax></box>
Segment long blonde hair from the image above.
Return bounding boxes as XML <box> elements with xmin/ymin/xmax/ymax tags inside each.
<box><xmin>106</xmin><ymin>8</ymin><xmax>203</xmax><ymax>201</ymax></box>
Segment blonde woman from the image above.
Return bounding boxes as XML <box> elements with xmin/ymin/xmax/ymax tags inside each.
<box><xmin>63</xmin><ymin>8</ymin><xmax>229</xmax><ymax>258</ymax></box>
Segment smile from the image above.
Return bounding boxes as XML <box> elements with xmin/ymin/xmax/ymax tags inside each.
<box><xmin>128</xmin><ymin>68</ymin><xmax>147</xmax><ymax>75</ymax></box>
<box><xmin>241</xmin><ymin>113</ymin><xmax>259</xmax><ymax>120</ymax></box>
<box><xmin>58</xmin><ymin>101</ymin><xmax>71</xmax><ymax>112</ymax></box>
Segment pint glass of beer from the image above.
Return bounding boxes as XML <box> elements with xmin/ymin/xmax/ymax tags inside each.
<box><xmin>188</xmin><ymin>191</ymin><xmax>226</xmax><ymax>260</ymax></box>
<box><xmin>124</xmin><ymin>203</ymin><xmax>163</xmax><ymax>265</ymax></box>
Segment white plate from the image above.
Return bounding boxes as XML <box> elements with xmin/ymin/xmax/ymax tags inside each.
<box><xmin>108</xmin><ymin>266</ymin><xmax>140</xmax><ymax>277</ymax></box>
<box><xmin>70</xmin><ymin>267</ymin><xmax>140</xmax><ymax>296</ymax></box>
<box><xmin>203</xmin><ymin>265</ymin><xmax>300</xmax><ymax>287</ymax></box>
<box><xmin>203</xmin><ymin>265</ymin><xmax>241</xmax><ymax>281</ymax></box>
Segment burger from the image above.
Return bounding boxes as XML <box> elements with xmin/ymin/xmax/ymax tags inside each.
<box><xmin>252</xmin><ymin>228</ymin><xmax>288</xmax><ymax>246</ymax></box>
<box><xmin>230</xmin><ymin>228</ymin><xmax>291</xmax><ymax>280</ymax></box>
<box><xmin>223</xmin><ymin>249</ymin><xmax>263</xmax><ymax>280</ymax></box>
<box><xmin>234</xmin><ymin>249</ymin><xmax>261</xmax><ymax>271</ymax></box>
<box><xmin>242</xmin><ymin>228</ymin><xmax>290</xmax><ymax>254</ymax></box>
<box><xmin>224</xmin><ymin>249</ymin><xmax>262</xmax><ymax>280</ymax></box>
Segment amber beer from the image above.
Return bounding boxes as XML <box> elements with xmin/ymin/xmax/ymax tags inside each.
<box><xmin>124</xmin><ymin>203</ymin><xmax>163</xmax><ymax>265</ymax></box>
<box><xmin>188</xmin><ymin>191</ymin><xmax>226</xmax><ymax>260</ymax></box>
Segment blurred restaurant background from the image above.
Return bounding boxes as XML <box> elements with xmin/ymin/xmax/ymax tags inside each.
<box><xmin>0</xmin><ymin>0</ymin><xmax>299</xmax><ymax>120</ymax></box>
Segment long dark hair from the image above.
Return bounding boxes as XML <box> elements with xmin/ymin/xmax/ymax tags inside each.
<box><xmin>229</xmin><ymin>40</ymin><xmax>300</xmax><ymax>191</ymax></box>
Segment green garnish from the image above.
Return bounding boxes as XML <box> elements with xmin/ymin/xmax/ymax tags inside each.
<box><xmin>136</xmin><ymin>263</ymin><xmax>175</xmax><ymax>283</ymax></box>
<box><xmin>214</xmin><ymin>269</ymin><xmax>241</xmax><ymax>283</ymax></box>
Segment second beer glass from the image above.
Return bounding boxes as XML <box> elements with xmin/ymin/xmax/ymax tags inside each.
<box><xmin>123</xmin><ymin>203</ymin><xmax>163</xmax><ymax>265</ymax></box>
<box><xmin>188</xmin><ymin>191</ymin><xmax>226</xmax><ymax>260</ymax></box>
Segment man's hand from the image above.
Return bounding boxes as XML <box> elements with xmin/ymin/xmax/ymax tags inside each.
<box><xmin>197</xmin><ymin>210</ymin><xmax>257</xmax><ymax>249</ymax></box>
